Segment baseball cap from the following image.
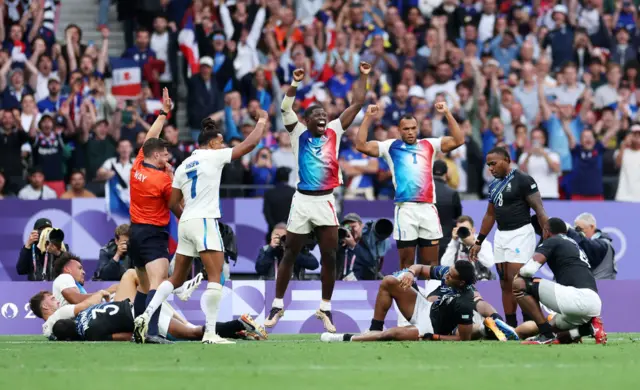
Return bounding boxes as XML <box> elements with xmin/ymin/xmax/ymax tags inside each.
<box><xmin>552</xmin><ymin>4</ymin><xmax>568</xmax><ymax>15</ymax></box>
<box><xmin>200</xmin><ymin>56</ymin><xmax>214</xmax><ymax>68</ymax></box>
<box><xmin>33</xmin><ymin>218</ymin><xmax>52</xmax><ymax>230</ymax></box>
<box><xmin>48</xmin><ymin>75</ymin><xmax>61</xmax><ymax>84</ymax></box>
<box><xmin>38</xmin><ymin>113</ymin><xmax>54</xmax><ymax>127</ymax></box>
<box><xmin>631</xmin><ymin>123</ymin><xmax>640</xmax><ymax>132</ymax></box>
<box><xmin>342</xmin><ymin>213</ymin><xmax>362</xmax><ymax>224</ymax></box>
<box><xmin>433</xmin><ymin>160</ymin><xmax>448</xmax><ymax>176</ymax></box>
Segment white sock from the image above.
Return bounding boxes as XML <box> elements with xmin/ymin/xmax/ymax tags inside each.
<box><xmin>569</xmin><ymin>328</ymin><xmax>580</xmax><ymax>339</ymax></box>
<box><xmin>272</xmin><ymin>298</ymin><xmax>284</xmax><ymax>309</ymax></box>
<box><xmin>320</xmin><ymin>300</ymin><xmax>331</xmax><ymax>312</ymax></box>
<box><xmin>144</xmin><ymin>280</ymin><xmax>175</xmax><ymax>317</ymax></box>
<box><xmin>201</xmin><ymin>282</ymin><xmax>223</xmax><ymax>335</ymax></box>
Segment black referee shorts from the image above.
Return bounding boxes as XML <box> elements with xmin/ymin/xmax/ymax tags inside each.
<box><xmin>129</xmin><ymin>223</ymin><xmax>170</xmax><ymax>268</ymax></box>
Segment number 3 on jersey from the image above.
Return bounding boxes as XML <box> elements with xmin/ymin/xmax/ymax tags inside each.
<box><xmin>187</xmin><ymin>170</ymin><xmax>198</xmax><ymax>198</ymax></box>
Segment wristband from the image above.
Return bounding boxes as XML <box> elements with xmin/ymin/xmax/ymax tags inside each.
<box><xmin>421</xmin><ymin>333</ymin><xmax>440</xmax><ymax>341</ymax></box>
<box><xmin>158</xmin><ymin>110</ymin><xmax>168</xmax><ymax>117</ymax></box>
<box><xmin>408</xmin><ymin>268</ymin><xmax>416</xmax><ymax>276</ymax></box>
<box><xmin>291</xmin><ymin>79</ymin><xmax>300</xmax><ymax>87</ymax></box>
<box><xmin>476</xmin><ymin>234</ymin><xmax>486</xmax><ymax>245</ymax></box>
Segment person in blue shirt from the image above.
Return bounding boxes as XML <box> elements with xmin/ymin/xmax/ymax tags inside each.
<box><xmin>250</xmin><ymin>67</ymin><xmax>273</xmax><ymax>112</ymax></box>
<box><xmin>326</xmin><ymin>59</ymin><xmax>356</xmax><ymax>100</ymax></box>
<box><xmin>488</xmin><ymin>31</ymin><xmax>523</xmax><ymax>74</ymax></box>
<box><xmin>542</xmin><ymin>5</ymin><xmax>575</xmax><ymax>72</ymax></box>
<box><xmin>37</xmin><ymin>76</ymin><xmax>66</xmax><ymax>113</ymax></box>
<box><xmin>481</xmin><ymin>117</ymin><xmax>505</xmax><ymax>159</ymax></box>
<box><xmin>340</xmin><ymin>127</ymin><xmax>379</xmax><ymax>200</ymax></box>
<box><xmin>382</xmin><ymin>84</ymin><xmax>413</xmax><ymax>127</ymax></box>
<box><xmin>121</xmin><ymin>29</ymin><xmax>156</xmax><ymax>68</ymax></box>
<box><xmin>251</xmin><ymin>147</ymin><xmax>276</xmax><ymax>197</ymax></box>
<box><xmin>567</xmin><ymin>129</ymin><xmax>606</xmax><ymax>200</ymax></box>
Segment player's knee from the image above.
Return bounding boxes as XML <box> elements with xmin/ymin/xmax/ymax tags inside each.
<box><xmin>320</xmin><ymin>248</ymin><xmax>337</xmax><ymax>264</ymax></box>
<box><xmin>381</xmin><ymin>275</ymin><xmax>399</xmax><ymax>290</ymax></box>
<box><xmin>512</xmin><ymin>276</ymin><xmax>526</xmax><ymax>298</ymax></box>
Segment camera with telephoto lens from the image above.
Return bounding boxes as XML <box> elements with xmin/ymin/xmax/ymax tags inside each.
<box><xmin>338</xmin><ymin>225</ymin><xmax>352</xmax><ymax>241</ymax></box>
<box><xmin>457</xmin><ymin>226</ymin><xmax>471</xmax><ymax>240</ymax></box>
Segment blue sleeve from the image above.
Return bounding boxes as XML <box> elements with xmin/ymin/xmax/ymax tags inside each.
<box><xmin>429</xmin><ymin>266</ymin><xmax>450</xmax><ymax>280</ymax></box>
<box><xmin>295</xmin><ymin>252</ymin><xmax>319</xmax><ymax>270</ymax></box>
<box><xmin>223</xmin><ymin>106</ymin><xmax>242</xmax><ymax>143</ymax></box>
<box><xmin>255</xmin><ymin>246</ymin><xmax>279</xmax><ymax>275</ymax></box>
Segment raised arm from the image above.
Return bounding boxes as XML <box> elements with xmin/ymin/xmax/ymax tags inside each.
<box><xmin>97</xmin><ymin>28</ymin><xmax>109</xmax><ymax>74</ymax></box>
<box><xmin>145</xmin><ymin>88</ymin><xmax>172</xmax><ymax>141</ymax></box>
<box><xmin>537</xmin><ymin>71</ymin><xmax>551</xmax><ymax>122</ymax></box>
<box><xmin>281</xmin><ymin>68</ymin><xmax>304</xmax><ymax>132</ymax></box>
<box><xmin>219</xmin><ymin>2</ymin><xmax>235</xmax><ymax>41</ymax></box>
<box><xmin>437</xmin><ymin>102</ymin><xmax>465</xmax><ymax>153</ymax></box>
<box><xmin>246</xmin><ymin>6</ymin><xmax>267</xmax><ymax>49</ymax></box>
<box><xmin>340</xmin><ymin>62</ymin><xmax>371</xmax><ymax>129</ymax></box>
<box><xmin>355</xmin><ymin>104</ymin><xmax>381</xmax><ymax>157</ymax></box>
<box><xmin>231</xmin><ymin>109</ymin><xmax>268</xmax><ymax>160</ymax></box>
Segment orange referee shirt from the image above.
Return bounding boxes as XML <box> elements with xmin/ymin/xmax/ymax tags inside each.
<box><xmin>129</xmin><ymin>147</ymin><xmax>172</xmax><ymax>226</ymax></box>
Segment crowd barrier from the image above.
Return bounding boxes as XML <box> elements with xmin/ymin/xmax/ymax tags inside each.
<box><xmin>0</xmin><ymin>199</ymin><xmax>637</xmax><ymax>281</ymax></box>
<box><xmin>1</xmin><ymin>280</ymin><xmax>638</xmax><ymax>335</ymax></box>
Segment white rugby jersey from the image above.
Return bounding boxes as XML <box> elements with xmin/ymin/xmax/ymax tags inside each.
<box><xmin>172</xmin><ymin>148</ymin><xmax>232</xmax><ymax>221</ymax></box>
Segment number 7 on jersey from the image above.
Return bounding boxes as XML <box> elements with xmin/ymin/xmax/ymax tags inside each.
<box><xmin>187</xmin><ymin>170</ymin><xmax>198</xmax><ymax>198</ymax></box>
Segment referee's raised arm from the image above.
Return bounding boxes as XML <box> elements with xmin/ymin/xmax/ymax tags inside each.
<box><xmin>144</xmin><ymin>88</ymin><xmax>173</xmax><ymax>142</ymax></box>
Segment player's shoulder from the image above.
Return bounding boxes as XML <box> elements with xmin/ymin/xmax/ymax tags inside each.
<box><xmin>53</xmin><ymin>273</ymin><xmax>76</xmax><ymax>289</ymax></box>
<box><xmin>327</xmin><ymin>118</ymin><xmax>343</xmax><ymax>131</ymax></box>
<box><xmin>514</xmin><ymin>169</ymin><xmax>535</xmax><ymax>182</ymax></box>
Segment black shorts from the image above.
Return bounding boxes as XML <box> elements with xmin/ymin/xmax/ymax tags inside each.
<box><xmin>129</xmin><ymin>223</ymin><xmax>170</xmax><ymax>268</ymax></box>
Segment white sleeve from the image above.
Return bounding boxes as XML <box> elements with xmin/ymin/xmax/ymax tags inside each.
<box><xmin>440</xmin><ymin>239</ymin><xmax>458</xmax><ymax>267</ymax></box>
<box><xmin>378</xmin><ymin>139</ymin><xmax>394</xmax><ymax>159</ymax></box>
<box><xmin>100</xmin><ymin>158</ymin><xmax>113</xmax><ymax>171</ymax></box>
<box><xmin>172</xmin><ymin>165</ymin><xmax>184</xmax><ymax>189</ymax></box>
<box><xmin>216</xmin><ymin>148</ymin><xmax>233</xmax><ymax>166</ymax></box>
<box><xmin>427</xmin><ymin>137</ymin><xmax>442</xmax><ymax>153</ymax></box>
<box><xmin>518</xmin><ymin>153</ymin><xmax>528</xmax><ymax>165</ymax></box>
<box><xmin>478</xmin><ymin>241</ymin><xmax>495</xmax><ymax>269</ymax></box>
<box><xmin>53</xmin><ymin>274</ymin><xmax>77</xmax><ymax>296</ymax></box>
<box><xmin>328</xmin><ymin>118</ymin><xmax>345</xmax><ymax>138</ymax></box>
<box><xmin>42</xmin><ymin>304</ymin><xmax>76</xmax><ymax>338</ymax></box>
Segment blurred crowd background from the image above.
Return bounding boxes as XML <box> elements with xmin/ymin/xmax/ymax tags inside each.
<box><xmin>0</xmin><ymin>0</ymin><xmax>639</xmax><ymax>204</ymax></box>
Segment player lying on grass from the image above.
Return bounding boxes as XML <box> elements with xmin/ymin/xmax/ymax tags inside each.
<box><xmin>30</xmin><ymin>268</ymin><xmax>267</xmax><ymax>341</ymax></box>
<box><xmin>513</xmin><ymin>218</ymin><xmax>607</xmax><ymax>345</ymax></box>
<box><xmin>322</xmin><ymin>261</ymin><xmax>496</xmax><ymax>342</ymax></box>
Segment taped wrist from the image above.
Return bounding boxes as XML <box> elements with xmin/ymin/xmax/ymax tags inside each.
<box><xmin>519</xmin><ymin>258</ymin><xmax>542</xmax><ymax>278</ymax></box>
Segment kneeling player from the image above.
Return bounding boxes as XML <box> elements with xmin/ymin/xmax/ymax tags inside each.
<box><xmin>513</xmin><ymin>218</ymin><xmax>607</xmax><ymax>345</ymax></box>
<box><xmin>321</xmin><ymin>261</ymin><xmax>478</xmax><ymax>342</ymax></box>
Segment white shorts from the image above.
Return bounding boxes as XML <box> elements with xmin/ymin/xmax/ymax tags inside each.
<box><xmin>494</xmin><ymin>224</ymin><xmax>536</xmax><ymax>264</ymax></box>
<box><xmin>393</xmin><ymin>202</ymin><xmax>443</xmax><ymax>242</ymax></box>
<box><xmin>409</xmin><ymin>293</ymin><xmax>434</xmax><ymax>335</ymax></box>
<box><xmin>538</xmin><ymin>279</ymin><xmax>602</xmax><ymax>329</ymax></box>
<box><xmin>176</xmin><ymin>218</ymin><xmax>224</xmax><ymax>257</ymax></box>
<box><xmin>286</xmin><ymin>191</ymin><xmax>338</xmax><ymax>234</ymax></box>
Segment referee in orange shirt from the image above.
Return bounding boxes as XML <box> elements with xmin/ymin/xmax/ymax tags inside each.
<box><xmin>129</xmin><ymin>88</ymin><xmax>181</xmax><ymax>344</ymax></box>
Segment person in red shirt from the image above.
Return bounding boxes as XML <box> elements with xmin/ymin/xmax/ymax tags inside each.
<box><xmin>128</xmin><ymin>88</ymin><xmax>178</xmax><ymax>344</ymax></box>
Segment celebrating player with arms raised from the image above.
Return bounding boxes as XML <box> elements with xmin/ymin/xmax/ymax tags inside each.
<box><xmin>355</xmin><ymin>103</ymin><xmax>464</xmax><ymax>268</ymax></box>
<box><xmin>134</xmin><ymin>110</ymin><xmax>269</xmax><ymax>344</ymax></box>
<box><xmin>469</xmin><ymin>147</ymin><xmax>548</xmax><ymax>329</ymax></box>
<box><xmin>264</xmin><ymin>62</ymin><xmax>371</xmax><ymax>333</ymax></box>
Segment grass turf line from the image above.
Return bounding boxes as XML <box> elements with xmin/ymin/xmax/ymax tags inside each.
<box><xmin>1</xmin><ymin>334</ymin><xmax>640</xmax><ymax>390</ymax></box>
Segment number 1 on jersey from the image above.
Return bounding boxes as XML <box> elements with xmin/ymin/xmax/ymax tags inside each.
<box><xmin>187</xmin><ymin>170</ymin><xmax>198</xmax><ymax>198</ymax></box>
<box><xmin>412</xmin><ymin>153</ymin><xmax>417</xmax><ymax>164</ymax></box>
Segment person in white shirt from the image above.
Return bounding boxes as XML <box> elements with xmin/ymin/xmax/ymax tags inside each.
<box><xmin>135</xmin><ymin>110</ymin><xmax>268</xmax><ymax>345</ymax></box>
<box><xmin>271</xmin><ymin>130</ymin><xmax>297</xmax><ymax>188</ymax></box>
<box><xmin>615</xmin><ymin>125</ymin><xmax>640</xmax><ymax>202</ymax></box>
<box><xmin>150</xmin><ymin>15</ymin><xmax>174</xmax><ymax>86</ymax></box>
<box><xmin>220</xmin><ymin>2</ymin><xmax>266</xmax><ymax>80</ymax></box>
<box><xmin>52</xmin><ymin>253</ymin><xmax>90</xmax><ymax>307</ymax></box>
<box><xmin>518</xmin><ymin>128</ymin><xmax>561</xmax><ymax>199</ymax></box>
<box><xmin>18</xmin><ymin>167</ymin><xmax>57</xmax><ymax>200</ymax></box>
<box><xmin>478</xmin><ymin>0</ymin><xmax>498</xmax><ymax>44</ymax></box>
<box><xmin>441</xmin><ymin>216</ymin><xmax>495</xmax><ymax>280</ymax></box>
<box><xmin>97</xmin><ymin>139</ymin><xmax>134</xmax><ymax>204</ymax></box>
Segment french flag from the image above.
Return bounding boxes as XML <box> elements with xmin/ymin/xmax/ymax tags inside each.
<box><xmin>167</xmin><ymin>214</ymin><xmax>178</xmax><ymax>255</ymax></box>
<box><xmin>105</xmin><ymin>175</ymin><xmax>130</xmax><ymax>221</ymax></box>
<box><xmin>110</xmin><ymin>58</ymin><xmax>142</xmax><ymax>97</ymax></box>
<box><xmin>178</xmin><ymin>16</ymin><xmax>200</xmax><ymax>76</ymax></box>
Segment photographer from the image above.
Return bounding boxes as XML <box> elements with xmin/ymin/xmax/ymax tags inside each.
<box><xmin>17</xmin><ymin>221</ymin><xmax>67</xmax><ymax>281</ymax></box>
<box><xmin>255</xmin><ymin>223</ymin><xmax>319</xmax><ymax>280</ymax></box>
<box><xmin>95</xmin><ymin>224</ymin><xmax>132</xmax><ymax>281</ymax></box>
<box><xmin>441</xmin><ymin>216</ymin><xmax>495</xmax><ymax>281</ymax></box>
<box><xmin>337</xmin><ymin>213</ymin><xmax>393</xmax><ymax>281</ymax></box>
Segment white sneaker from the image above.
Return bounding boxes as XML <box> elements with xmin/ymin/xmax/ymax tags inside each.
<box><xmin>320</xmin><ymin>332</ymin><xmax>345</xmax><ymax>342</ymax></box>
<box><xmin>175</xmin><ymin>273</ymin><xmax>204</xmax><ymax>301</ymax></box>
<box><xmin>202</xmin><ymin>332</ymin><xmax>236</xmax><ymax>344</ymax></box>
<box><xmin>133</xmin><ymin>312</ymin><xmax>150</xmax><ymax>344</ymax></box>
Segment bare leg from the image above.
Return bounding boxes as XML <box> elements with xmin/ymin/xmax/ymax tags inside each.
<box><xmin>169</xmin><ymin>254</ymin><xmax>194</xmax><ymax>289</ymax></box>
<box><xmin>135</xmin><ymin>267</ymin><xmax>150</xmax><ymax>294</ymax></box>
<box><xmin>315</xmin><ymin>226</ymin><xmax>338</xmax><ymax>302</ymax></box>
<box><xmin>418</xmin><ymin>243</ymin><xmax>439</xmax><ymax>266</ymax></box>
<box><xmin>512</xmin><ymin>276</ymin><xmax>546</xmax><ymax>323</ymax></box>
<box><xmin>515</xmin><ymin>321</ymin><xmax>539</xmax><ymax>339</ymax></box>
<box><xmin>499</xmin><ymin>263</ymin><xmax>522</xmax><ymax>325</ymax></box>
<box><xmin>398</xmin><ymin>246</ymin><xmax>416</xmax><ymax>269</ymax></box>
<box><xmin>352</xmin><ymin>326</ymin><xmax>420</xmax><ymax>342</ymax></box>
<box><xmin>373</xmin><ymin>276</ymin><xmax>418</xmax><ymax>322</ymax></box>
<box><xmin>473</xmin><ymin>293</ymin><xmax>499</xmax><ymax>318</ymax></box>
<box><xmin>274</xmin><ymin>231</ymin><xmax>306</xmax><ymax>298</ymax></box>
<box><xmin>167</xmin><ymin>319</ymin><xmax>204</xmax><ymax>340</ymax></box>
<box><xmin>114</xmin><ymin>269</ymin><xmax>139</xmax><ymax>302</ymax></box>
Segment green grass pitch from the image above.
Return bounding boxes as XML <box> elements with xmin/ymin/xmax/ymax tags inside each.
<box><xmin>2</xmin><ymin>334</ymin><xmax>640</xmax><ymax>389</ymax></box>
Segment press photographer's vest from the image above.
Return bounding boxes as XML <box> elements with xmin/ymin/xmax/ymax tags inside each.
<box><xmin>591</xmin><ymin>235</ymin><xmax>617</xmax><ymax>280</ymax></box>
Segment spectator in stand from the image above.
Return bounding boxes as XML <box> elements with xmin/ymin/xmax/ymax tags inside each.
<box><xmin>340</xmin><ymin>127</ymin><xmax>378</xmax><ymax>200</ymax></box>
<box><xmin>96</xmin><ymin>224</ymin><xmax>132</xmax><ymax>281</ymax></box>
<box><xmin>163</xmin><ymin>124</ymin><xmax>186</xmax><ymax>169</ymax></box>
<box><xmin>187</xmin><ymin>56</ymin><xmax>224</xmax><ymax>140</ymax></box>
<box><xmin>271</xmin><ymin>130</ymin><xmax>295</xmax><ymax>187</ymax></box>
<box><xmin>610</xmin><ymin>27</ymin><xmax>636</xmax><ymax>69</ymax></box>
<box><xmin>122</xmin><ymin>28</ymin><xmax>156</xmax><ymax>69</ymax></box>
<box><xmin>28</xmin><ymin>38</ymin><xmax>64</xmax><ymax>102</ymax></box>
<box><xmin>31</xmin><ymin>113</ymin><xmax>66</xmax><ymax>196</ymax></box>
<box><xmin>0</xmin><ymin>65</ymin><xmax>34</xmax><ymax>111</ymax></box>
<box><xmin>382</xmin><ymin>83</ymin><xmax>412</xmax><ymax>127</ymax></box>
<box><xmin>19</xmin><ymin>93</ymin><xmax>40</xmax><ymax>133</ymax></box>
<box><xmin>18</xmin><ymin>166</ymin><xmax>56</xmax><ymax>200</ymax></box>
<box><xmin>220</xmin><ymin>137</ymin><xmax>248</xmax><ymax>198</ymax></box>
<box><xmin>0</xmin><ymin>109</ymin><xmax>30</xmax><ymax>193</ymax></box>
<box><xmin>0</xmin><ymin>170</ymin><xmax>11</xmax><ymax>198</ymax></box>
<box><xmin>255</xmin><ymin>223</ymin><xmax>318</xmax><ymax>280</ymax></box>
<box><xmin>263</xmin><ymin>167</ymin><xmax>295</xmax><ymax>243</ymax></box>
<box><xmin>615</xmin><ymin>124</ymin><xmax>640</xmax><ymax>202</ymax></box>
<box><xmin>61</xmin><ymin>24</ymin><xmax>86</xmax><ymax>79</ymax></box>
<box><xmin>60</xmin><ymin>170</ymin><xmax>95</xmax><ymax>199</ymax></box>
<box><xmin>518</xmin><ymin>128</ymin><xmax>561</xmax><ymax>200</ymax></box>
<box><xmin>542</xmin><ymin>5</ymin><xmax>574</xmax><ymax>72</ymax></box>
<box><xmin>150</xmin><ymin>14</ymin><xmax>178</xmax><ymax>112</ymax></box>
<box><xmin>595</xmin><ymin>63</ymin><xmax>622</xmax><ymax>109</ymax></box>
<box><xmin>37</xmin><ymin>75</ymin><xmax>65</xmax><ymax>114</ymax></box>
<box><xmin>433</xmin><ymin>160</ymin><xmax>463</xmax><ymax>261</ymax></box>
<box><xmin>481</xmin><ymin>116</ymin><xmax>505</xmax><ymax>158</ymax></box>
<box><xmin>566</xmin><ymin>128</ymin><xmax>606</xmax><ymax>201</ymax></box>
<box><xmin>548</xmin><ymin>63</ymin><xmax>585</xmax><ymax>107</ymax></box>
<box><xmin>83</xmin><ymin>119</ymin><xmax>118</xmax><ymax>183</ymax></box>
<box><xmin>250</xmin><ymin>147</ymin><xmax>276</xmax><ymax>197</ymax></box>
<box><xmin>96</xmin><ymin>138</ymin><xmax>133</xmax><ymax>191</ymax></box>
<box><xmin>327</xmin><ymin>58</ymin><xmax>356</xmax><ymax>100</ymax></box>
<box><xmin>119</xmin><ymin>101</ymin><xmax>151</xmax><ymax>145</ymax></box>
<box><xmin>220</xmin><ymin>0</ymin><xmax>266</xmax><ymax>81</ymax></box>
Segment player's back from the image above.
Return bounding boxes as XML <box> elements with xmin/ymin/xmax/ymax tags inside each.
<box><xmin>539</xmin><ymin>235</ymin><xmax>598</xmax><ymax>292</ymax></box>
<box><xmin>76</xmin><ymin>300</ymin><xmax>134</xmax><ymax>341</ymax></box>
<box><xmin>380</xmin><ymin>138</ymin><xmax>442</xmax><ymax>203</ymax></box>
<box><xmin>173</xmin><ymin>148</ymin><xmax>232</xmax><ymax>221</ymax></box>
<box><xmin>130</xmin><ymin>148</ymin><xmax>172</xmax><ymax>226</ymax></box>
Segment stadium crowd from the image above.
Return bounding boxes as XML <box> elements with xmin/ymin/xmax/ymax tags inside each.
<box><xmin>0</xmin><ymin>0</ymin><xmax>639</xmax><ymax>203</ymax></box>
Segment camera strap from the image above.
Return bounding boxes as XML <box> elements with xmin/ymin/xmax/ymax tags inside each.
<box><xmin>42</xmin><ymin>252</ymin><xmax>49</xmax><ymax>280</ymax></box>
<box><xmin>343</xmin><ymin>251</ymin><xmax>356</xmax><ymax>276</ymax></box>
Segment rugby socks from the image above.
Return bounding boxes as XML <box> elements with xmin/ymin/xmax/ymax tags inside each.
<box><xmin>144</xmin><ymin>281</ymin><xmax>175</xmax><ymax>318</ymax></box>
<box><xmin>370</xmin><ymin>319</ymin><xmax>384</xmax><ymax>332</ymax></box>
<box><xmin>522</xmin><ymin>313</ymin><xmax>533</xmax><ymax>323</ymax></box>
<box><xmin>145</xmin><ymin>290</ymin><xmax>161</xmax><ymax>336</ymax></box>
<box><xmin>343</xmin><ymin>334</ymin><xmax>354</xmax><ymax>342</ymax></box>
<box><xmin>202</xmin><ymin>282</ymin><xmax>223</xmax><ymax>335</ymax></box>
<box><xmin>133</xmin><ymin>292</ymin><xmax>148</xmax><ymax>317</ymax></box>
<box><xmin>272</xmin><ymin>298</ymin><xmax>284</xmax><ymax>309</ymax></box>
<box><xmin>320</xmin><ymin>300</ymin><xmax>332</xmax><ymax>312</ymax></box>
<box><xmin>215</xmin><ymin>320</ymin><xmax>245</xmax><ymax>339</ymax></box>
<box><xmin>538</xmin><ymin>321</ymin><xmax>554</xmax><ymax>337</ymax></box>
<box><xmin>506</xmin><ymin>314</ymin><xmax>518</xmax><ymax>328</ymax></box>
<box><xmin>490</xmin><ymin>313</ymin><xmax>504</xmax><ymax>322</ymax></box>
<box><xmin>578</xmin><ymin>323</ymin><xmax>593</xmax><ymax>337</ymax></box>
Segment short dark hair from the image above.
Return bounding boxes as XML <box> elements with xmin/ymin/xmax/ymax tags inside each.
<box><xmin>70</xmin><ymin>169</ymin><xmax>85</xmax><ymax>179</ymax></box>
<box><xmin>28</xmin><ymin>166</ymin><xmax>44</xmax><ymax>176</ymax></box>
<box><xmin>142</xmin><ymin>138</ymin><xmax>168</xmax><ymax>158</ymax></box>
<box><xmin>53</xmin><ymin>252</ymin><xmax>82</xmax><ymax>279</ymax></box>
<box><xmin>487</xmin><ymin>146</ymin><xmax>511</xmax><ymax>162</ymax></box>
<box><xmin>52</xmin><ymin>319</ymin><xmax>81</xmax><ymax>341</ymax></box>
<box><xmin>29</xmin><ymin>291</ymin><xmax>50</xmax><ymax>319</ymax></box>
<box><xmin>136</xmin><ymin>27</ymin><xmax>150</xmax><ymax>36</ymax></box>
<box><xmin>275</xmin><ymin>167</ymin><xmax>291</xmax><ymax>183</ymax></box>
<box><xmin>304</xmin><ymin>105</ymin><xmax>322</xmax><ymax>119</ymax></box>
<box><xmin>456</xmin><ymin>215</ymin><xmax>474</xmax><ymax>227</ymax></box>
<box><xmin>399</xmin><ymin>114</ymin><xmax>417</xmax><ymax>125</ymax></box>
<box><xmin>454</xmin><ymin>260</ymin><xmax>476</xmax><ymax>286</ymax></box>
<box><xmin>65</xmin><ymin>24</ymin><xmax>82</xmax><ymax>40</ymax></box>
<box><xmin>548</xmin><ymin>217</ymin><xmax>568</xmax><ymax>235</ymax></box>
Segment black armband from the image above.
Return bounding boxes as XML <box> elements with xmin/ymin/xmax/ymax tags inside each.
<box><xmin>476</xmin><ymin>234</ymin><xmax>486</xmax><ymax>245</ymax></box>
